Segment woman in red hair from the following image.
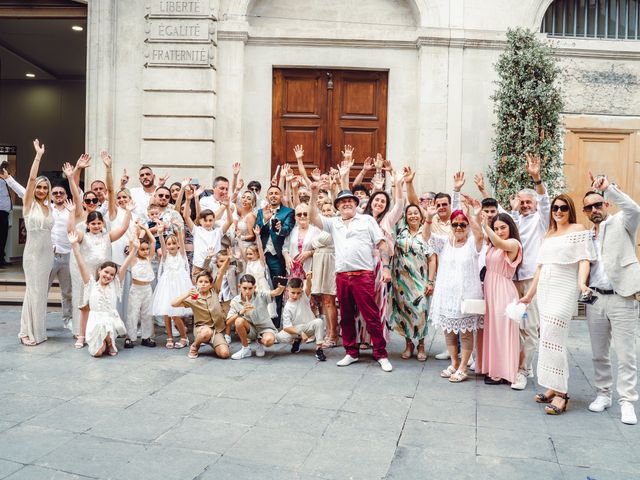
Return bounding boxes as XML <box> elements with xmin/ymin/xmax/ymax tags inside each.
<box><xmin>424</xmin><ymin>200</ymin><xmax>484</xmax><ymax>382</ymax></box>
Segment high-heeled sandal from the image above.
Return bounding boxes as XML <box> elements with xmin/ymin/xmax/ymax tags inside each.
<box><xmin>535</xmin><ymin>391</ymin><xmax>556</xmax><ymax>403</ymax></box>
<box><xmin>74</xmin><ymin>336</ymin><xmax>85</xmax><ymax>349</ymax></box>
<box><xmin>545</xmin><ymin>393</ymin><xmax>570</xmax><ymax>415</ymax></box>
<box><xmin>401</xmin><ymin>342</ymin><xmax>414</xmax><ymax>360</ymax></box>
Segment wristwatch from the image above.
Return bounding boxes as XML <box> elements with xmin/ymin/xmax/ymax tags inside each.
<box><xmin>533</xmin><ymin>179</ymin><xmax>543</xmax><ymax>186</ymax></box>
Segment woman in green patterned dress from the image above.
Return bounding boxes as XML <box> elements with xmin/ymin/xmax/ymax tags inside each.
<box><xmin>391</xmin><ymin>204</ymin><xmax>437</xmax><ymax>361</ymax></box>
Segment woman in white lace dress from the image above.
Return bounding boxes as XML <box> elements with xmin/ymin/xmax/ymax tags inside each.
<box><xmin>425</xmin><ymin>202</ymin><xmax>484</xmax><ymax>383</ymax></box>
<box><xmin>520</xmin><ymin>194</ymin><xmax>594</xmax><ymax>415</ymax></box>
<box><xmin>19</xmin><ymin>139</ymin><xmax>54</xmax><ymax>346</ymax></box>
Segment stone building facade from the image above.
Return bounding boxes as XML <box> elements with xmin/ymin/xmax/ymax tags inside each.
<box><xmin>84</xmin><ymin>0</ymin><xmax>640</xmax><ymax>203</ymax></box>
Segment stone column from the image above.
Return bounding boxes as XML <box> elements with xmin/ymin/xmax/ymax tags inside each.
<box><xmin>140</xmin><ymin>0</ymin><xmax>219</xmax><ymax>185</ymax></box>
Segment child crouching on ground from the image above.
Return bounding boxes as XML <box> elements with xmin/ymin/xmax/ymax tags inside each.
<box><xmin>204</xmin><ymin>247</ymin><xmax>242</xmax><ymax>344</ymax></box>
<box><xmin>171</xmin><ymin>254</ymin><xmax>232</xmax><ymax>359</ymax></box>
<box><xmin>227</xmin><ymin>274</ymin><xmax>285</xmax><ymax>360</ymax></box>
<box><xmin>276</xmin><ymin>274</ymin><xmax>326</xmax><ymax>361</ymax></box>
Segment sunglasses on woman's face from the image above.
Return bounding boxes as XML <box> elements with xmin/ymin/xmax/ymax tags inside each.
<box><xmin>551</xmin><ymin>204</ymin><xmax>570</xmax><ymax>213</ymax></box>
<box><xmin>84</xmin><ymin>198</ymin><xmax>99</xmax><ymax>205</ymax></box>
<box><xmin>452</xmin><ymin>222</ymin><xmax>468</xmax><ymax>229</ymax></box>
<box><xmin>583</xmin><ymin>201</ymin><xmax>604</xmax><ymax>213</ymax></box>
<box><xmin>295</xmin><ymin>212</ymin><xmax>308</xmax><ymax>218</ymax></box>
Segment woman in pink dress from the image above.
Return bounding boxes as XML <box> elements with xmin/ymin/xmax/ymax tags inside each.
<box><xmin>476</xmin><ymin>213</ymin><xmax>522</xmax><ymax>386</ymax></box>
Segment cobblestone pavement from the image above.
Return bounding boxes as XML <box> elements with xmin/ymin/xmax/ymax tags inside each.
<box><xmin>0</xmin><ymin>308</ymin><xmax>638</xmax><ymax>480</ymax></box>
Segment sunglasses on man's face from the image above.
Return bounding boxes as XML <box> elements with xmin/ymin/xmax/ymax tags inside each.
<box><xmin>52</xmin><ymin>191</ymin><xmax>66</xmax><ymax>196</ymax></box>
<box><xmin>157</xmin><ymin>193</ymin><xmax>170</xmax><ymax>199</ymax></box>
<box><xmin>551</xmin><ymin>204</ymin><xmax>570</xmax><ymax>213</ymax></box>
<box><xmin>452</xmin><ymin>222</ymin><xmax>468</xmax><ymax>229</ymax></box>
<box><xmin>84</xmin><ymin>198</ymin><xmax>99</xmax><ymax>205</ymax></box>
<box><xmin>583</xmin><ymin>202</ymin><xmax>604</xmax><ymax>213</ymax></box>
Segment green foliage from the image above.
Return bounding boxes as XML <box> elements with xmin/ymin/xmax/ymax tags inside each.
<box><xmin>488</xmin><ymin>28</ymin><xmax>565</xmax><ymax>205</ymax></box>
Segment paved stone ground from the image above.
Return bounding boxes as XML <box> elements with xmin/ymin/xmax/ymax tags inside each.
<box><xmin>0</xmin><ymin>308</ymin><xmax>638</xmax><ymax>480</ymax></box>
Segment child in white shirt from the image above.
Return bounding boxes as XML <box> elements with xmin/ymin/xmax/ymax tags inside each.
<box><xmin>276</xmin><ymin>275</ymin><xmax>326</xmax><ymax>361</ymax></box>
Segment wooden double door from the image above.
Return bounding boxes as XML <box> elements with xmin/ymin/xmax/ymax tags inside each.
<box><xmin>271</xmin><ymin>68</ymin><xmax>388</xmax><ymax>176</ymax></box>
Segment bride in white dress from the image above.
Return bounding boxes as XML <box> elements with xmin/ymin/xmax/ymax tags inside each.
<box><xmin>19</xmin><ymin>139</ymin><xmax>54</xmax><ymax>346</ymax></box>
<box><xmin>68</xmin><ymin>231</ymin><xmax>137</xmax><ymax>357</ymax></box>
<box><xmin>520</xmin><ymin>194</ymin><xmax>595</xmax><ymax>415</ymax></box>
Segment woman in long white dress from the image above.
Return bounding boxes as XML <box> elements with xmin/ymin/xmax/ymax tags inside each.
<box><xmin>424</xmin><ymin>201</ymin><xmax>484</xmax><ymax>383</ymax></box>
<box><xmin>520</xmin><ymin>194</ymin><xmax>594</xmax><ymax>415</ymax></box>
<box><xmin>68</xmin><ymin>231</ymin><xmax>136</xmax><ymax>357</ymax></box>
<box><xmin>19</xmin><ymin>139</ymin><xmax>54</xmax><ymax>346</ymax></box>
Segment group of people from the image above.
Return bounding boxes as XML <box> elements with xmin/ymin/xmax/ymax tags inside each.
<box><xmin>3</xmin><ymin>139</ymin><xmax>639</xmax><ymax>426</ymax></box>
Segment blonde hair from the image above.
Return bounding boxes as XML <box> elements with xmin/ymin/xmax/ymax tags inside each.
<box><xmin>28</xmin><ymin>176</ymin><xmax>52</xmax><ymax>229</ymax></box>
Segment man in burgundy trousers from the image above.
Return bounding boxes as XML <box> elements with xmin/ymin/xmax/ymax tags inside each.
<box><xmin>309</xmin><ymin>184</ymin><xmax>393</xmax><ymax>372</ymax></box>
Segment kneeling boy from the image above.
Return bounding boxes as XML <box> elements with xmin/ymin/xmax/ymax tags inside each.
<box><xmin>228</xmin><ymin>274</ymin><xmax>285</xmax><ymax>359</ymax></box>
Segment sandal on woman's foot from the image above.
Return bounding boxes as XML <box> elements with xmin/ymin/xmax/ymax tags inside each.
<box><xmin>545</xmin><ymin>394</ymin><xmax>569</xmax><ymax>415</ymax></box>
<box><xmin>74</xmin><ymin>336</ymin><xmax>85</xmax><ymax>349</ymax></box>
<box><xmin>174</xmin><ymin>338</ymin><xmax>189</xmax><ymax>349</ymax></box>
<box><xmin>449</xmin><ymin>370</ymin><xmax>468</xmax><ymax>383</ymax></box>
<box><xmin>440</xmin><ymin>365</ymin><xmax>456</xmax><ymax>378</ymax></box>
<box><xmin>165</xmin><ymin>338</ymin><xmax>174</xmax><ymax>349</ymax></box>
<box><xmin>321</xmin><ymin>337</ymin><xmax>338</xmax><ymax>349</ymax></box>
<box><xmin>401</xmin><ymin>342</ymin><xmax>414</xmax><ymax>360</ymax></box>
<box><xmin>416</xmin><ymin>344</ymin><xmax>427</xmax><ymax>362</ymax></box>
<box><xmin>188</xmin><ymin>345</ymin><xmax>199</xmax><ymax>359</ymax></box>
<box><xmin>20</xmin><ymin>336</ymin><xmax>37</xmax><ymax>347</ymax></box>
<box><xmin>535</xmin><ymin>391</ymin><xmax>556</xmax><ymax>403</ymax></box>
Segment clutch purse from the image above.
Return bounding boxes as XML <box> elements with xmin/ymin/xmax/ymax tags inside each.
<box><xmin>461</xmin><ymin>299</ymin><xmax>485</xmax><ymax>315</ymax></box>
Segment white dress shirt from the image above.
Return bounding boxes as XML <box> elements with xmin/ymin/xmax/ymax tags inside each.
<box><xmin>130</xmin><ymin>187</ymin><xmax>154</xmax><ymax>220</ymax></box>
<box><xmin>513</xmin><ymin>192</ymin><xmax>550</xmax><ymax>280</ymax></box>
<box><xmin>589</xmin><ymin>230</ymin><xmax>614</xmax><ymax>290</ymax></box>
<box><xmin>51</xmin><ymin>206</ymin><xmax>72</xmax><ymax>254</ymax></box>
<box><xmin>320</xmin><ymin>213</ymin><xmax>384</xmax><ymax>273</ymax></box>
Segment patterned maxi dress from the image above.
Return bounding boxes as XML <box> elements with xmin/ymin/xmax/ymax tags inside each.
<box><xmin>535</xmin><ymin>230</ymin><xmax>595</xmax><ymax>393</ymax></box>
<box><xmin>390</xmin><ymin>222</ymin><xmax>434</xmax><ymax>341</ymax></box>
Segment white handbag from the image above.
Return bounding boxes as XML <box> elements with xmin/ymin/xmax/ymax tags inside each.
<box><xmin>461</xmin><ymin>299</ymin><xmax>486</xmax><ymax>315</ymax></box>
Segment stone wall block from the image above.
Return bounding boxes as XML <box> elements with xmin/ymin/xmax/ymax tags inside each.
<box><xmin>142</xmin><ymin>116</ymin><xmax>215</xmax><ymax>140</ymax></box>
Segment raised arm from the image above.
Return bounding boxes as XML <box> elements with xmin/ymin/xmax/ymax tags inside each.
<box><xmin>221</xmin><ymin>200</ymin><xmax>233</xmax><ymax>234</ymax></box>
<box><xmin>308</xmin><ymin>182</ymin><xmax>325</xmax><ymax>230</ymax></box>
<box><xmin>252</xmin><ymin>225</ymin><xmax>267</xmax><ymax>267</ymax></box>
<box><xmin>403</xmin><ymin>166</ymin><xmax>420</xmax><ymax>206</ymax></box>
<box><xmin>0</xmin><ymin>169</ymin><xmax>26</xmax><ymax>199</ymax></box>
<box><xmin>481</xmin><ymin>214</ymin><xmax>520</xmax><ymax>261</ymax></box>
<box><xmin>108</xmin><ymin>202</ymin><xmax>134</xmax><ymax>242</ymax></box>
<box><xmin>157</xmin><ymin>223</ymin><xmax>168</xmax><ymax>258</ymax></box>
<box><xmin>231</xmin><ymin>162</ymin><xmax>241</xmax><ymax>203</ymax></box>
<box><xmin>293</xmin><ymin>145</ymin><xmax>311</xmax><ymax>185</ymax></box>
<box><xmin>352</xmin><ymin>156</ymin><xmax>373</xmax><ymax>189</ymax></box>
<box><xmin>118</xmin><ymin>238</ymin><xmax>139</xmax><ymax>283</ymax></box>
<box><xmin>23</xmin><ymin>139</ymin><xmax>45</xmax><ymax>215</ymax></box>
<box><xmin>463</xmin><ymin>195</ymin><xmax>484</xmax><ymax>252</ymax></box>
<box><xmin>213</xmin><ymin>247</ymin><xmax>232</xmax><ymax>293</ymax></box>
<box><xmin>100</xmin><ymin>150</ymin><xmax>117</xmax><ymax>221</ymax></box>
<box><xmin>525</xmin><ymin>152</ymin><xmax>545</xmax><ymax>196</ymax></box>
<box><xmin>183</xmin><ymin>188</ymin><xmax>196</xmax><ymax>232</ymax></box>
<box><xmin>473</xmin><ymin>173</ymin><xmax>491</xmax><ymax>200</ymax></box>
<box><xmin>68</xmin><ymin>231</ymin><xmax>90</xmax><ymax>284</ymax></box>
<box><xmin>422</xmin><ymin>203</ymin><xmax>437</xmax><ymax>243</ymax></box>
<box><xmin>592</xmin><ymin>173</ymin><xmax>640</xmax><ymax>235</ymax></box>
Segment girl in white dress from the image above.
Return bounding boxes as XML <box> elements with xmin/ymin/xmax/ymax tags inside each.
<box><xmin>241</xmin><ymin>225</ymin><xmax>277</xmax><ymax>318</ymax></box>
<box><xmin>19</xmin><ymin>139</ymin><xmax>54</xmax><ymax>346</ymax></box>
<box><xmin>66</xmin><ymin>203</ymin><xmax>134</xmax><ymax>348</ymax></box>
<box><xmin>68</xmin><ymin>231</ymin><xmax>136</xmax><ymax>357</ymax></box>
<box><xmin>520</xmin><ymin>194</ymin><xmax>594</xmax><ymax>415</ymax></box>
<box><xmin>152</xmin><ymin>226</ymin><xmax>192</xmax><ymax>348</ymax></box>
<box><xmin>425</xmin><ymin>203</ymin><xmax>484</xmax><ymax>383</ymax></box>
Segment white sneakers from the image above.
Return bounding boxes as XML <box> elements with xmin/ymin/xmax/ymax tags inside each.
<box><xmin>588</xmin><ymin>395</ymin><xmax>636</xmax><ymax>425</ymax></box>
<box><xmin>336</xmin><ymin>354</ymin><xmax>359</xmax><ymax>367</ymax></box>
<box><xmin>231</xmin><ymin>346</ymin><xmax>252</xmax><ymax>360</ymax></box>
<box><xmin>378</xmin><ymin>358</ymin><xmax>393</xmax><ymax>372</ymax></box>
<box><xmin>224</xmin><ymin>334</ymin><xmax>232</xmax><ymax>345</ymax></box>
<box><xmin>435</xmin><ymin>351</ymin><xmax>451</xmax><ymax>360</ymax></box>
<box><xmin>511</xmin><ymin>371</ymin><xmax>528</xmax><ymax>390</ymax></box>
<box><xmin>255</xmin><ymin>342</ymin><xmax>265</xmax><ymax>357</ymax></box>
<box><xmin>588</xmin><ymin>395</ymin><xmax>612</xmax><ymax>412</ymax></box>
<box><xmin>621</xmin><ymin>401</ymin><xmax>637</xmax><ymax>425</ymax></box>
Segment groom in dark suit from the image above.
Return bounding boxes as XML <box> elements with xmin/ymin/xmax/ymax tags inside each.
<box><xmin>255</xmin><ymin>185</ymin><xmax>295</xmax><ymax>327</ymax></box>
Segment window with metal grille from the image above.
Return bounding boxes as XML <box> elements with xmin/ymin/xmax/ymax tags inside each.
<box><xmin>541</xmin><ymin>0</ymin><xmax>639</xmax><ymax>39</ymax></box>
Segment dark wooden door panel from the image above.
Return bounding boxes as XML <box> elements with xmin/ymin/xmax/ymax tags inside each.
<box><xmin>272</xmin><ymin>68</ymin><xmax>388</xmax><ymax>178</ymax></box>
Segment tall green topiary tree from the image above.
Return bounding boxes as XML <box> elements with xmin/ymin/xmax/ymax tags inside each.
<box><xmin>488</xmin><ymin>28</ymin><xmax>565</xmax><ymax>206</ymax></box>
